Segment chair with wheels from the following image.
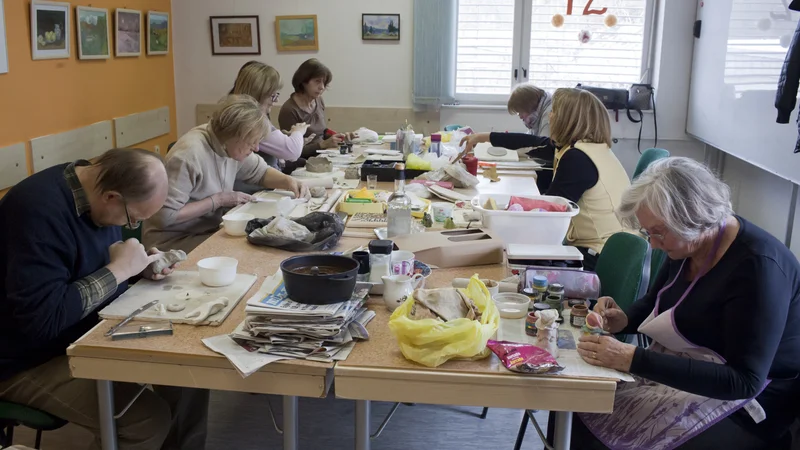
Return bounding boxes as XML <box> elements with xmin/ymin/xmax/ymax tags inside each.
<box><xmin>0</xmin><ymin>401</ymin><xmax>67</xmax><ymax>449</ymax></box>
<box><xmin>632</xmin><ymin>148</ymin><xmax>670</xmax><ymax>181</ymax></box>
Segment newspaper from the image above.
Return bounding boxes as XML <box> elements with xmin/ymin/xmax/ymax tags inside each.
<box><xmin>201</xmin><ymin>334</ymin><xmax>290</xmax><ymax>378</ymax></box>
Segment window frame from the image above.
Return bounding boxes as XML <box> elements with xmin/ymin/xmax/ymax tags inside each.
<box><xmin>454</xmin><ymin>0</ymin><xmax>658</xmax><ymax>105</ymax></box>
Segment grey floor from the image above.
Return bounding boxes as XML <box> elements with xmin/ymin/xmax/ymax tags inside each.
<box><xmin>11</xmin><ymin>389</ymin><xmax>548</xmax><ymax>450</ymax></box>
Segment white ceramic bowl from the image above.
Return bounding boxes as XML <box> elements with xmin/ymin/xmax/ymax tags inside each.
<box><xmin>197</xmin><ymin>257</ymin><xmax>238</xmax><ymax>287</ymax></box>
<box><xmin>222</xmin><ymin>213</ymin><xmax>255</xmax><ymax>237</ymax></box>
<box><xmin>493</xmin><ymin>292</ymin><xmax>531</xmax><ymax>319</ymax></box>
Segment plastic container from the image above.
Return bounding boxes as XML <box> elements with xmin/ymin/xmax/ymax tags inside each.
<box><xmin>494</xmin><ymin>293</ymin><xmax>531</xmax><ymax>319</ymax></box>
<box><xmin>430</xmin><ymin>133</ymin><xmax>442</xmax><ymax>157</ymax></box>
<box><xmin>197</xmin><ymin>257</ymin><xmax>238</xmax><ymax>287</ymax></box>
<box><xmin>432</xmin><ymin>202</ymin><xmax>454</xmax><ymax>222</ymax></box>
<box><xmin>471</xmin><ymin>194</ymin><xmax>579</xmax><ymax>246</ymax></box>
<box><xmin>222</xmin><ymin>213</ymin><xmax>255</xmax><ymax>237</ymax></box>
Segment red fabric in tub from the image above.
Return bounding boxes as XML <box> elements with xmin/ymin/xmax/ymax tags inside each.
<box><xmin>508</xmin><ymin>196</ymin><xmax>568</xmax><ymax>212</ymax></box>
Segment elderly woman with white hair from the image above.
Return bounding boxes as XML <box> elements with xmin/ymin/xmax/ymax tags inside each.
<box><xmin>571</xmin><ymin>157</ymin><xmax>800</xmax><ymax>449</ymax></box>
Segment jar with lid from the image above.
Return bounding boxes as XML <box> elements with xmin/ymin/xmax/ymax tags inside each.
<box><xmin>522</xmin><ymin>287</ymin><xmax>542</xmax><ymax>311</ymax></box>
<box><xmin>368</xmin><ymin>240</ymin><xmax>393</xmax><ymax>283</ymax></box>
<box><xmin>547</xmin><ymin>283</ymin><xmax>565</xmax><ymax>301</ymax></box>
<box><xmin>532</xmin><ymin>275</ymin><xmax>548</xmax><ymax>295</ymax></box>
<box><xmin>570</xmin><ymin>304</ymin><xmax>589</xmax><ymax>328</ymax></box>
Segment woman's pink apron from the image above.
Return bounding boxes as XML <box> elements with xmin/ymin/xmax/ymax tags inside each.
<box><xmin>580</xmin><ymin>224</ymin><xmax>767</xmax><ymax>450</ymax></box>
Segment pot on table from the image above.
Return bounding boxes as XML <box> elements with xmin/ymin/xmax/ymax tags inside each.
<box><xmin>280</xmin><ymin>254</ymin><xmax>359</xmax><ymax>305</ymax></box>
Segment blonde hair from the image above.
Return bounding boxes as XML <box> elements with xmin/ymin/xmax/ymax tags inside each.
<box><xmin>550</xmin><ymin>88</ymin><xmax>612</xmax><ymax>148</ymax></box>
<box><xmin>507</xmin><ymin>83</ymin><xmax>545</xmax><ymax>115</ymax></box>
<box><xmin>231</xmin><ymin>61</ymin><xmax>282</xmax><ymax>104</ymax></box>
<box><xmin>209</xmin><ymin>95</ymin><xmax>269</xmax><ymax>145</ymax></box>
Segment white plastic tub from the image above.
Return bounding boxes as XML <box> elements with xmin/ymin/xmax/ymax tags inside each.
<box><xmin>471</xmin><ymin>194</ymin><xmax>579</xmax><ymax>246</ymax></box>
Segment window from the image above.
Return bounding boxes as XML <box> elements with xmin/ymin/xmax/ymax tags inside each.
<box><xmin>456</xmin><ymin>0</ymin><xmax>655</xmax><ymax>102</ymax></box>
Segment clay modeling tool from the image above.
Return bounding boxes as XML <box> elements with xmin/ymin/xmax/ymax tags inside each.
<box><xmin>105</xmin><ymin>299</ymin><xmax>159</xmax><ymax>337</ymax></box>
<box><xmin>110</xmin><ymin>322</ymin><xmax>174</xmax><ymax>341</ymax></box>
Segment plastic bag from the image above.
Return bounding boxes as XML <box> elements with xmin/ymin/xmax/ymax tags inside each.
<box><xmin>352</xmin><ymin>127</ymin><xmax>380</xmax><ymax>144</ymax></box>
<box><xmin>415</xmin><ymin>163</ymin><xmax>479</xmax><ymax>188</ymax></box>
<box><xmin>388</xmin><ymin>275</ymin><xmax>500</xmax><ymax>367</ymax></box>
<box><xmin>245</xmin><ymin>212</ymin><xmax>344</xmax><ymax>252</ymax></box>
<box><xmin>508</xmin><ymin>196</ymin><xmax>568</xmax><ymax>212</ymax></box>
<box><xmin>487</xmin><ymin>340</ymin><xmax>564</xmax><ymax>374</ymax></box>
<box><xmin>258</xmin><ymin>216</ymin><xmax>312</xmax><ymax>242</ymax></box>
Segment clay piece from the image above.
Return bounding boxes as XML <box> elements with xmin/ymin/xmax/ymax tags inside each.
<box><xmin>166</xmin><ymin>303</ymin><xmax>186</xmax><ymax>312</ymax></box>
<box><xmin>443</xmin><ymin>217</ymin><xmax>457</xmax><ymax>229</ymax></box>
<box><xmin>155</xmin><ymin>303</ymin><xmax>167</xmax><ymax>316</ymax></box>
<box><xmin>305</xmin><ymin>156</ymin><xmax>333</xmax><ymax>173</ymax></box>
<box><xmin>150</xmin><ymin>249</ymin><xmax>187</xmax><ymax>274</ymax></box>
<box><xmin>422</xmin><ymin>213</ymin><xmax>433</xmax><ymax>228</ymax></box>
<box><xmin>310</xmin><ymin>186</ymin><xmax>327</xmax><ymax>198</ymax></box>
<box><xmin>344</xmin><ymin>166</ymin><xmax>360</xmax><ymax>180</ymax></box>
<box><xmin>185</xmin><ymin>297</ymin><xmax>230</xmax><ymax>324</ymax></box>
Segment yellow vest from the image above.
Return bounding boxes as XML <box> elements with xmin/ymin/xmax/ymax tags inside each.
<box><xmin>553</xmin><ymin>142</ymin><xmax>630</xmax><ymax>254</ymax></box>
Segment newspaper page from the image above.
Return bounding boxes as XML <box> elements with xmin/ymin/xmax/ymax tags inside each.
<box><xmin>202</xmin><ymin>334</ymin><xmax>290</xmax><ymax>378</ymax></box>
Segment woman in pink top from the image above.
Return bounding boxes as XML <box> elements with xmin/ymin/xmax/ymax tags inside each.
<box><xmin>230</xmin><ymin>61</ymin><xmax>310</xmax><ymax>169</ymax></box>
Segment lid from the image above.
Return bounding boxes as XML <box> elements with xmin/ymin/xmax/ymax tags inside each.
<box><xmin>431</xmin><ymin>133</ymin><xmax>442</xmax><ymax>142</ymax></box>
<box><xmin>506</xmin><ymin>244</ymin><xmax>584</xmax><ymax>261</ymax></box>
<box><xmin>532</xmin><ymin>275</ymin><xmax>548</xmax><ymax>287</ymax></box>
<box><xmin>532</xmin><ymin>302</ymin><xmax>551</xmax><ymax>310</ymax></box>
<box><xmin>395</xmin><ymin>163</ymin><xmax>406</xmax><ymax>171</ymax></box>
<box><xmin>368</xmin><ymin>239</ymin><xmax>394</xmax><ymax>255</ymax></box>
<box><xmin>548</xmin><ymin>283</ymin><xmax>564</xmax><ymax>292</ymax></box>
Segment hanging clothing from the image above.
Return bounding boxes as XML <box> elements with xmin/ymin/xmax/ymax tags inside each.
<box><xmin>774</xmin><ymin>13</ymin><xmax>800</xmax><ymax>152</ymax></box>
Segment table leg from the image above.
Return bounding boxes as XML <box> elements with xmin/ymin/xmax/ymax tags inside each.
<box><xmin>553</xmin><ymin>411</ymin><xmax>573</xmax><ymax>450</ymax></box>
<box><xmin>355</xmin><ymin>400</ymin><xmax>371</xmax><ymax>450</ymax></box>
<box><xmin>283</xmin><ymin>395</ymin><xmax>299</xmax><ymax>450</ymax></box>
<box><xmin>96</xmin><ymin>380</ymin><xmax>118</xmax><ymax>450</ymax></box>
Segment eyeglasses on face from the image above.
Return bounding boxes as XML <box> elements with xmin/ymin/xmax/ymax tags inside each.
<box><xmin>123</xmin><ymin>198</ymin><xmax>141</xmax><ymax>230</ymax></box>
<box><xmin>639</xmin><ymin>228</ymin><xmax>666</xmax><ymax>242</ymax></box>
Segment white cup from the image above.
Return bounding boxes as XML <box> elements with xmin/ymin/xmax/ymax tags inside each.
<box><xmin>391</xmin><ymin>250</ymin><xmax>415</xmax><ymax>276</ymax></box>
<box><xmin>222</xmin><ymin>213</ymin><xmax>255</xmax><ymax>237</ymax></box>
<box><xmin>197</xmin><ymin>257</ymin><xmax>238</xmax><ymax>287</ymax></box>
<box><xmin>482</xmin><ymin>279</ymin><xmax>500</xmax><ymax>298</ymax></box>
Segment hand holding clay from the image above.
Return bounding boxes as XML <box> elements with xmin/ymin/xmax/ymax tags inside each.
<box><xmin>142</xmin><ymin>248</ymin><xmax>186</xmax><ymax>281</ymax></box>
<box><xmin>303</xmin><ymin>133</ymin><xmax>317</xmax><ymax>145</ymax></box>
<box><xmin>107</xmin><ymin>238</ymin><xmax>157</xmax><ymax>283</ymax></box>
<box><xmin>289</xmin><ymin>122</ymin><xmax>310</xmax><ymax>135</ymax></box>
<box><xmin>212</xmin><ymin>191</ymin><xmax>253</xmax><ymax>209</ymax></box>
<box><xmin>593</xmin><ymin>296</ymin><xmax>628</xmax><ymax>334</ymax></box>
<box><xmin>320</xmin><ymin>135</ymin><xmax>343</xmax><ymax>149</ymax></box>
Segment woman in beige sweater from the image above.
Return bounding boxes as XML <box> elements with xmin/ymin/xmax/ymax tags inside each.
<box><xmin>143</xmin><ymin>95</ymin><xmax>308</xmax><ymax>253</ymax></box>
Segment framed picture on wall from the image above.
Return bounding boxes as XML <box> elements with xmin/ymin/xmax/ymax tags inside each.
<box><xmin>147</xmin><ymin>11</ymin><xmax>169</xmax><ymax>55</ymax></box>
<box><xmin>31</xmin><ymin>1</ymin><xmax>71</xmax><ymax>60</ymax></box>
<box><xmin>275</xmin><ymin>15</ymin><xmax>318</xmax><ymax>52</ymax></box>
<box><xmin>210</xmin><ymin>15</ymin><xmax>261</xmax><ymax>55</ymax></box>
<box><xmin>116</xmin><ymin>8</ymin><xmax>142</xmax><ymax>57</ymax></box>
<box><xmin>0</xmin><ymin>0</ymin><xmax>8</xmax><ymax>73</ymax></box>
<box><xmin>76</xmin><ymin>6</ymin><xmax>110</xmax><ymax>59</ymax></box>
<box><xmin>362</xmin><ymin>14</ymin><xmax>400</xmax><ymax>41</ymax></box>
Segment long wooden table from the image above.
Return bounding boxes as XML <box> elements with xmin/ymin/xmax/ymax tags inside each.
<box><xmin>68</xmin><ymin>175</ymin><xmax>619</xmax><ymax>450</ymax></box>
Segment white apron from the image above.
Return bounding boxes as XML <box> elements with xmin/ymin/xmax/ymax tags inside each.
<box><xmin>580</xmin><ymin>224</ymin><xmax>768</xmax><ymax>450</ymax></box>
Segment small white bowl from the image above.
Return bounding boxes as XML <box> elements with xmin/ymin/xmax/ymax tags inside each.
<box><xmin>197</xmin><ymin>257</ymin><xmax>238</xmax><ymax>287</ymax></box>
<box><xmin>494</xmin><ymin>292</ymin><xmax>531</xmax><ymax>319</ymax></box>
<box><xmin>222</xmin><ymin>213</ymin><xmax>254</xmax><ymax>236</ymax></box>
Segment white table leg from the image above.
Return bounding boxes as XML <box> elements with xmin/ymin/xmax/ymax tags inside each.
<box><xmin>355</xmin><ymin>400</ymin><xmax>371</xmax><ymax>450</ymax></box>
<box><xmin>96</xmin><ymin>380</ymin><xmax>118</xmax><ymax>450</ymax></box>
<box><xmin>283</xmin><ymin>395</ymin><xmax>299</xmax><ymax>450</ymax></box>
<box><xmin>553</xmin><ymin>411</ymin><xmax>573</xmax><ymax>450</ymax></box>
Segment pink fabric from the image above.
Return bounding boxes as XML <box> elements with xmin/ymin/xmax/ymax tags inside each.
<box><xmin>258</xmin><ymin>121</ymin><xmax>304</xmax><ymax>162</ymax></box>
<box><xmin>508</xmin><ymin>196</ymin><xmax>568</xmax><ymax>212</ymax></box>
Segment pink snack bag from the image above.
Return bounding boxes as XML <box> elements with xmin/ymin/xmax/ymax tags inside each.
<box><xmin>487</xmin><ymin>340</ymin><xmax>564</xmax><ymax>374</ymax></box>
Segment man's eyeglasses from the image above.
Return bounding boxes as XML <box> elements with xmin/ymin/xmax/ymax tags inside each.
<box><xmin>639</xmin><ymin>228</ymin><xmax>666</xmax><ymax>242</ymax></box>
<box><xmin>123</xmin><ymin>198</ymin><xmax>141</xmax><ymax>230</ymax></box>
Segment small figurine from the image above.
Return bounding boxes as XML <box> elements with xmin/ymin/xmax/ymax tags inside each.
<box><xmin>483</xmin><ymin>166</ymin><xmax>500</xmax><ymax>182</ymax></box>
<box><xmin>422</xmin><ymin>213</ymin><xmax>433</xmax><ymax>228</ymax></box>
<box><xmin>443</xmin><ymin>217</ymin><xmax>457</xmax><ymax>229</ymax></box>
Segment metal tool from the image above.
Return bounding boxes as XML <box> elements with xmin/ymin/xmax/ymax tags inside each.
<box><xmin>110</xmin><ymin>322</ymin><xmax>174</xmax><ymax>341</ymax></box>
<box><xmin>104</xmin><ymin>299</ymin><xmax>159</xmax><ymax>337</ymax></box>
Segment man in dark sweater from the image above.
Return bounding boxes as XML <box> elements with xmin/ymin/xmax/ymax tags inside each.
<box><xmin>0</xmin><ymin>149</ymin><xmax>208</xmax><ymax>449</ymax></box>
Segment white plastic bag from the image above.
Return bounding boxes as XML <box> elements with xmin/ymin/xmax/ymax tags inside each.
<box><xmin>353</xmin><ymin>127</ymin><xmax>380</xmax><ymax>144</ymax></box>
<box><xmin>259</xmin><ymin>216</ymin><xmax>312</xmax><ymax>242</ymax></box>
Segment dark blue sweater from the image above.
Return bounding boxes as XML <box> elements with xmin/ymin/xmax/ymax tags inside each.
<box><xmin>0</xmin><ymin>164</ymin><xmax>126</xmax><ymax>380</ymax></box>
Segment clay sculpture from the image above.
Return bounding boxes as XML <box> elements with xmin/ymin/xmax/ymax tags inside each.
<box><xmin>166</xmin><ymin>303</ymin><xmax>186</xmax><ymax>312</ymax></box>
<box><xmin>310</xmin><ymin>186</ymin><xmax>327</xmax><ymax>198</ymax></box>
<box><xmin>150</xmin><ymin>249</ymin><xmax>187</xmax><ymax>274</ymax></box>
<box><xmin>306</xmin><ymin>156</ymin><xmax>333</xmax><ymax>173</ymax></box>
<box><xmin>185</xmin><ymin>297</ymin><xmax>229</xmax><ymax>324</ymax></box>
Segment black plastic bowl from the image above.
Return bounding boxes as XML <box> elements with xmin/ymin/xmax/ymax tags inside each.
<box><xmin>280</xmin><ymin>254</ymin><xmax>359</xmax><ymax>305</ymax></box>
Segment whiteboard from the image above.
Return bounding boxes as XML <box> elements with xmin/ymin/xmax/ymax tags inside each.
<box><xmin>687</xmin><ymin>0</ymin><xmax>800</xmax><ymax>184</ymax></box>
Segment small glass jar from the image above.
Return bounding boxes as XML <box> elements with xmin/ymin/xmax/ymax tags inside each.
<box><xmin>570</xmin><ymin>304</ymin><xmax>589</xmax><ymax>328</ymax></box>
<box><xmin>368</xmin><ymin>240</ymin><xmax>393</xmax><ymax>283</ymax></box>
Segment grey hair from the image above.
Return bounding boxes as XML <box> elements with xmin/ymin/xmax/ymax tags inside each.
<box><xmin>617</xmin><ymin>157</ymin><xmax>733</xmax><ymax>240</ymax></box>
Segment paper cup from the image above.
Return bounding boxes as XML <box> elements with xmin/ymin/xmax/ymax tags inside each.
<box><xmin>481</xmin><ymin>279</ymin><xmax>500</xmax><ymax>298</ymax></box>
<box><xmin>432</xmin><ymin>202</ymin><xmax>454</xmax><ymax>222</ymax></box>
<box><xmin>391</xmin><ymin>250</ymin><xmax>415</xmax><ymax>276</ymax></box>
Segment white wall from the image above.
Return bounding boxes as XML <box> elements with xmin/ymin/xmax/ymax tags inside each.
<box><xmin>172</xmin><ymin>0</ymin><xmax>413</xmax><ymax>134</ymax></box>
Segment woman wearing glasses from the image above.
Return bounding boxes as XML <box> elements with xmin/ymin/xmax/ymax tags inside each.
<box><xmin>572</xmin><ymin>157</ymin><xmax>800</xmax><ymax>449</ymax></box>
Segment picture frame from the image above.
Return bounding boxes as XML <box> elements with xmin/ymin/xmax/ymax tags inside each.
<box><xmin>362</xmin><ymin>14</ymin><xmax>400</xmax><ymax>41</ymax></box>
<box><xmin>76</xmin><ymin>6</ymin><xmax>110</xmax><ymax>59</ymax></box>
<box><xmin>115</xmin><ymin>8</ymin><xmax>142</xmax><ymax>57</ymax></box>
<box><xmin>147</xmin><ymin>11</ymin><xmax>169</xmax><ymax>55</ymax></box>
<box><xmin>210</xmin><ymin>15</ymin><xmax>261</xmax><ymax>55</ymax></box>
<box><xmin>275</xmin><ymin>15</ymin><xmax>318</xmax><ymax>52</ymax></box>
<box><xmin>31</xmin><ymin>1</ymin><xmax>71</xmax><ymax>60</ymax></box>
<box><xmin>0</xmin><ymin>0</ymin><xmax>8</xmax><ymax>73</ymax></box>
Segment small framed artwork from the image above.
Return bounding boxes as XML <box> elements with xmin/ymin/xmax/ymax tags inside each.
<box><xmin>116</xmin><ymin>8</ymin><xmax>142</xmax><ymax>57</ymax></box>
<box><xmin>147</xmin><ymin>11</ymin><xmax>169</xmax><ymax>55</ymax></box>
<box><xmin>76</xmin><ymin>6</ymin><xmax>110</xmax><ymax>59</ymax></box>
<box><xmin>362</xmin><ymin>14</ymin><xmax>400</xmax><ymax>41</ymax></box>
<box><xmin>31</xmin><ymin>1</ymin><xmax>71</xmax><ymax>60</ymax></box>
<box><xmin>210</xmin><ymin>15</ymin><xmax>261</xmax><ymax>55</ymax></box>
<box><xmin>275</xmin><ymin>15</ymin><xmax>318</xmax><ymax>52</ymax></box>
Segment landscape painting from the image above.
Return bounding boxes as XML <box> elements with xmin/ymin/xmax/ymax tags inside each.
<box><xmin>76</xmin><ymin>6</ymin><xmax>110</xmax><ymax>59</ymax></box>
<box><xmin>362</xmin><ymin>14</ymin><xmax>400</xmax><ymax>41</ymax></box>
<box><xmin>147</xmin><ymin>11</ymin><xmax>169</xmax><ymax>55</ymax></box>
<box><xmin>210</xmin><ymin>15</ymin><xmax>261</xmax><ymax>55</ymax></box>
<box><xmin>116</xmin><ymin>8</ymin><xmax>141</xmax><ymax>57</ymax></box>
<box><xmin>31</xmin><ymin>1</ymin><xmax>71</xmax><ymax>60</ymax></box>
<box><xmin>275</xmin><ymin>15</ymin><xmax>318</xmax><ymax>52</ymax></box>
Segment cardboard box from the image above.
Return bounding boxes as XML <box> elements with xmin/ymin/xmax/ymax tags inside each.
<box><xmin>335</xmin><ymin>190</ymin><xmax>387</xmax><ymax>215</ymax></box>
<box><xmin>391</xmin><ymin>228</ymin><xmax>504</xmax><ymax>268</ymax></box>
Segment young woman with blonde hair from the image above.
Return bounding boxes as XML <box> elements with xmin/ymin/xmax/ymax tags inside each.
<box><xmin>462</xmin><ymin>88</ymin><xmax>629</xmax><ymax>269</ymax></box>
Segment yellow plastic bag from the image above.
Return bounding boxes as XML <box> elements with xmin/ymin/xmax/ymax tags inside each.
<box><xmin>405</xmin><ymin>153</ymin><xmax>432</xmax><ymax>171</ymax></box>
<box><xmin>388</xmin><ymin>275</ymin><xmax>500</xmax><ymax>367</ymax></box>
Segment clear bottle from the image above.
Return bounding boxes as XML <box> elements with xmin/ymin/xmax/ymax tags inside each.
<box><xmin>387</xmin><ymin>163</ymin><xmax>412</xmax><ymax>238</ymax></box>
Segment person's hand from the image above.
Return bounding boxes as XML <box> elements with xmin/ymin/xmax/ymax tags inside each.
<box><xmin>320</xmin><ymin>135</ymin><xmax>343</xmax><ymax>149</ymax></box>
<box><xmin>577</xmin><ymin>335</ymin><xmax>637</xmax><ymax>372</ymax></box>
<box><xmin>459</xmin><ymin>132</ymin><xmax>491</xmax><ymax>154</ymax></box>
<box><xmin>212</xmin><ymin>191</ymin><xmax>253</xmax><ymax>209</ymax></box>
<box><xmin>140</xmin><ymin>248</ymin><xmax>177</xmax><ymax>281</ymax></box>
<box><xmin>593</xmin><ymin>296</ymin><xmax>628</xmax><ymax>333</ymax></box>
<box><xmin>284</xmin><ymin>178</ymin><xmax>310</xmax><ymax>199</ymax></box>
<box><xmin>107</xmin><ymin>239</ymin><xmax>158</xmax><ymax>283</ymax></box>
<box><xmin>289</xmin><ymin>122</ymin><xmax>310</xmax><ymax>135</ymax></box>
<box><xmin>347</xmin><ymin>131</ymin><xmax>359</xmax><ymax>141</ymax></box>
<box><xmin>303</xmin><ymin>133</ymin><xmax>317</xmax><ymax>145</ymax></box>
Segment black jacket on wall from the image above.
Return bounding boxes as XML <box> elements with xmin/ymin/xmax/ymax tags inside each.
<box><xmin>775</xmin><ymin>0</ymin><xmax>800</xmax><ymax>152</ymax></box>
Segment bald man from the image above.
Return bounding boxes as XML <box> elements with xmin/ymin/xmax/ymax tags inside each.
<box><xmin>0</xmin><ymin>149</ymin><xmax>209</xmax><ymax>449</ymax></box>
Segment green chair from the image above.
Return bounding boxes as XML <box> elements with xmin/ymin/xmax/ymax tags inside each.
<box><xmin>649</xmin><ymin>248</ymin><xmax>667</xmax><ymax>289</ymax></box>
<box><xmin>632</xmin><ymin>148</ymin><xmax>670</xmax><ymax>181</ymax></box>
<box><xmin>0</xmin><ymin>401</ymin><xmax>67</xmax><ymax>449</ymax></box>
<box><xmin>594</xmin><ymin>232</ymin><xmax>650</xmax><ymax>312</ymax></box>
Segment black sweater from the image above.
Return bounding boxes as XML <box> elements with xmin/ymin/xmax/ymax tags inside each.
<box><xmin>624</xmin><ymin>217</ymin><xmax>800</xmax><ymax>439</ymax></box>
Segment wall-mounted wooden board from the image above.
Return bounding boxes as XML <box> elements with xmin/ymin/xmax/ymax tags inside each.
<box><xmin>31</xmin><ymin>121</ymin><xmax>114</xmax><ymax>172</ymax></box>
<box><xmin>115</xmin><ymin>106</ymin><xmax>170</xmax><ymax>148</ymax></box>
<box><xmin>0</xmin><ymin>143</ymin><xmax>28</xmax><ymax>189</ymax></box>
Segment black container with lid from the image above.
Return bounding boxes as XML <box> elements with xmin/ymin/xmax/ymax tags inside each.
<box><xmin>368</xmin><ymin>239</ymin><xmax>394</xmax><ymax>255</ymax></box>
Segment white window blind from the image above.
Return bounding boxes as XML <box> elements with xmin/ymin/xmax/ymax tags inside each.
<box><xmin>456</xmin><ymin>0</ymin><xmax>517</xmax><ymax>96</ymax></box>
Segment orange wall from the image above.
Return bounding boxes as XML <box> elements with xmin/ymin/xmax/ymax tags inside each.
<box><xmin>0</xmin><ymin>0</ymin><xmax>176</xmax><ymax>181</ymax></box>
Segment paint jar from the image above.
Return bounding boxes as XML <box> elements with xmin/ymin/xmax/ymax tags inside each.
<box><xmin>525</xmin><ymin>312</ymin><xmax>538</xmax><ymax>336</ymax></box>
<box><xmin>532</xmin><ymin>275</ymin><xmax>549</xmax><ymax>298</ymax></box>
<box><xmin>545</xmin><ymin>294</ymin><xmax>564</xmax><ymax>320</ymax></box>
<box><xmin>568</xmin><ymin>299</ymin><xmax>586</xmax><ymax>308</ymax></box>
<box><xmin>570</xmin><ymin>304</ymin><xmax>589</xmax><ymax>328</ymax></box>
<box><xmin>547</xmin><ymin>283</ymin><xmax>565</xmax><ymax>301</ymax></box>
<box><xmin>522</xmin><ymin>288</ymin><xmax>542</xmax><ymax>310</ymax></box>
